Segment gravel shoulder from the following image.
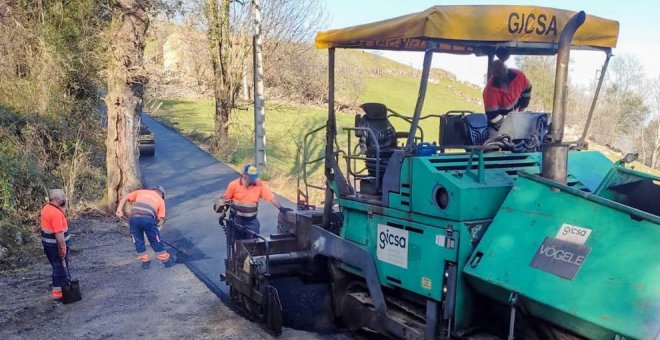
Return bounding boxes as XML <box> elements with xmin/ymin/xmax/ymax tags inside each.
<box><xmin>0</xmin><ymin>215</ymin><xmax>327</xmax><ymax>340</ymax></box>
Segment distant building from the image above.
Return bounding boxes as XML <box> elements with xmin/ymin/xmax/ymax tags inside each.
<box><xmin>163</xmin><ymin>31</ymin><xmax>196</xmax><ymax>75</ymax></box>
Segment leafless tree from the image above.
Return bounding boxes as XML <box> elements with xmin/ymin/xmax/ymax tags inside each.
<box><xmin>639</xmin><ymin>76</ymin><xmax>660</xmax><ymax>168</ymax></box>
<box><xmin>198</xmin><ymin>0</ymin><xmax>326</xmax><ymax>153</ymax></box>
<box><xmin>588</xmin><ymin>54</ymin><xmax>648</xmax><ymax>147</ymax></box>
<box><xmin>203</xmin><ymin>0</ymin><xmax>250</xmax><ymax>151</ymax></box>
<box><xmin>516</xmin><ymin>56</ymin><xmax>555</xmax><ymax>112</ymax></box>
<box><xmin>260</xmin><ymin>0</ymin><xmax>327</xmax><ymax>51</ymax></box>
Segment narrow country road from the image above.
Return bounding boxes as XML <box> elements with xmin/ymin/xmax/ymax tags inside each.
<box><xmin>140</xmin><ymin>115</ymin><xmax>339</xmax><ymax>335</ymax></box>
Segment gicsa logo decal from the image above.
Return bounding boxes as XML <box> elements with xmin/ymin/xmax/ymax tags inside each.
<box><xmin>376</xmin><ymin>224</ymin><xmax>409</xmax><ymax>269</ymax></box>
<box><xmin>507</xmin><ymin>13</ymin><xmax>558</xmax><ymax>36</ymax></box>
<box><xmin>555</xmin><ymin>223</ymin><xmax>592</xmax><ymax>245</ymax></box>
<box><xmin>379</xmin><ymin>228</ymin><xmax>407</xmax><ymax>249</ymax></box>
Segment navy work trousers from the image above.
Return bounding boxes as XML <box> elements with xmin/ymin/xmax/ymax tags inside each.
<box><xmin>233</xmin><ymin>216</ymin><xmax>261</xmax><ymax>240</ymax></box>
<box><xmin>129</xmin><ymin>216</ymin><xmax>165</xmax><ymax>254</ymax></box>
<box><xmin>42</xmin><ymin>241</ymin><xmax>70</xmax><ymax>289</ymax></box>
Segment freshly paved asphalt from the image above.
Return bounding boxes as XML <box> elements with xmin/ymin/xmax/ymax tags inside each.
<box><xmin>140</xmin><ymin>115</ymin><xmax>338</xmax><ymax>334</ymax></box>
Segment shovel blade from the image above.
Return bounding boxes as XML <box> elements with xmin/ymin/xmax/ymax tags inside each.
<box><xmin>62</xmin><ymin>280</ymin><xmax>82</xmax><ymax>304</ymax></box>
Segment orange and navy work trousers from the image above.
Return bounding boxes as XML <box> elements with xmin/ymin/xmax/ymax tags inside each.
<box><xmin>42</xmin><ymin>240</ymin><xmax>70</xmax><ymax>299</ymax></box>
<box><xmin>129</xmin><ymin>215</ymin><xmax>170</xmax><ymax>263</ymax></box>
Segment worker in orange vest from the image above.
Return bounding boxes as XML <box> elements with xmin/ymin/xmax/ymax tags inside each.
<box><xmin>483</xmin><ymin>59</ymin><xmax>532</xmax><ymax>138</ymax></box>
<box><xmin>115</xmin><ymin>186</ymin><xmax>174</xmax><ymax>269</ymax></box>
<box><xmin>40</xmin><ymin>189</ymin><xmax>70</xmax><ymax>302</ymax></box>
<box><xmin>220</xmin><ymin>165</ymin><xmax>291</xmax><ymax>240</ymax></box>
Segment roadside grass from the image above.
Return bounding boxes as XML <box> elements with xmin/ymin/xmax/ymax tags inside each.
<box><xmin>360</xmin><ymin>77</ymin><xmax>481</xmax><ymax>115</ymax></box>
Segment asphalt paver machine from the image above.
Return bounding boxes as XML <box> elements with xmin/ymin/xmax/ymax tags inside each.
<box><xmin>222</xmin><ymin>5</ymin><xmax>660</xmax><ymax>339</ymax></box>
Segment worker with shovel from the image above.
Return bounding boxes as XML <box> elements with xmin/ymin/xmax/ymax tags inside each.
<box><xmin>40</xmin><ymin>189</ymin><xmax>71</xmax><ymax>303</ymax></box>
<box><xmin>115</xmin><ymin>186</ymin><xmax>175</xmax><ymax>269</ymax></box>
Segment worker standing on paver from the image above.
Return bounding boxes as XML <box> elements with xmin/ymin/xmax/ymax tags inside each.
<box><xmin>40</xmin><ymin>189</ymin><xmax>70</xmax><ymax>303</ymax></box>
<box><xmin>115</xmin><ymin>186</ymin><xmax>174</xmax><ymax>269</ymax></box>
<box><xmin>219</xmin><ymin>165</ymin><xmax>290</xmax><ymax>240</ymax></box>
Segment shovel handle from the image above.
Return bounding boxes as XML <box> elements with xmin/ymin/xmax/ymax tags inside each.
<box><xmin>61</xmin><ymin>257</ymin><xmax>73</xmax><ymax>281</ymax></box>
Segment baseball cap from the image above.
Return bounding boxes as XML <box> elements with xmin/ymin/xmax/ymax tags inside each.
<box><xmin>244</xmin><ymin>164</ymin><xmax>259</xmax><ymax>180</ymax></box>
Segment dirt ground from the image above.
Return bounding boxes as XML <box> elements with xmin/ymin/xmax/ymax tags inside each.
<box><xmin>0</xmin><ymin>215</ymin><xmax>335</xmax><ymax>340</ymax></box>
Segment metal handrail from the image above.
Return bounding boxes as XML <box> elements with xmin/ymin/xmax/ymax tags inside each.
<box><xmin>304</xmin><ymin>108</ymin><xmax>482</xmax><ymax>196</ymax></box>
<box><xmin>344</xmin><ymin>126</ymin><xmax>382</xmax><ymax>191</ymax></box>
<box><xmin>387</xmin><ymin>109</ymin><xmax>424</xmax><ymax>142</ymax></box>
<box><xmin>465</xmin><ymin>149</ymin><xmax>486</xmax><ymax>184</ymax></box>
<box><xmin>300</xmin><ymin>125</ymin><xmax>327</xmax><ymax>196</ymax></box>
<box><xmin>235</xmin><ymin>224</ymin><xmax>271</xmax><ymax>278</ymax></box>
<box><xmin>298</xmin><ymin>124</ymin><xmax>351</xmax><ymax>207</ymax></box>
<box><xmin>388</xmin><ymin>108</ymin><xmax>476</xmax><ymax>145</ymax></box>
<box><xmin>225</xmin><ymin>207</ymin><xmax>272</xmax><ymax>277</ymax></box>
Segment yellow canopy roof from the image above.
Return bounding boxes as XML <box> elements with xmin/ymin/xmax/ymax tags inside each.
<box><xmin>315</xmin><ymin>5</ymin><xmax>619</xmax><ymax>53</ymax></box>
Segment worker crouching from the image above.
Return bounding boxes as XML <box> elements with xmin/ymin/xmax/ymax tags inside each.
<box><xmin>115</xmin><ymin>186</ymin><xmax>174</xmax><ymax>269</ymax></box>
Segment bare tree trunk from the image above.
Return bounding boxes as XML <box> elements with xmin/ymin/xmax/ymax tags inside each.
<box><xmin>252</xmin><ymin>0</ymin><xmax>266</xmax><ymax>170</ymax></box>
<box><xmin>640</xmin><ymin>127</ymin><xmax>648</xmax><ymax>165</ymax></box>
<box><xmin>205</xmin><ymin>0</ymin><xmax>232</xmax><ymax>151</ymax></box>
<box><xmin>242</xmin><ymin>62</ymin><xmax>250</xmax><ymax>100</ymax></box>
<box><xmin>105</xmin><ymin>0</ymin><xmax>150</xmax><ymax>211</ymax></box>
<box><xmin>650</xmin><ymin>119</ymin><xmax>660</xmax><ymax>169</ymax></box>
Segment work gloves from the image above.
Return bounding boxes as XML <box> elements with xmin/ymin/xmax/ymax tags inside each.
<box><xmin>213</xmin><ymin>198</ymin><xmax>230</xmax><ymax>213</ymax></box>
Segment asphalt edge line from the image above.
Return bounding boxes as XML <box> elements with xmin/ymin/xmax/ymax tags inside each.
<box><xmin>184</xmin><ymin>260</ymin><xmax>230</xmax><ymax>302</ymax></box>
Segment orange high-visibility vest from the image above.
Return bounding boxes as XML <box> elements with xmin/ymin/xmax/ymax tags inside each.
<box><xmin>223</xmin><ymin>178</ymin><xmax>274</xmax><ymax>218</ymax></box>
<box><xmin>127</xmin><ymin>189</ymin><xmax>166</xmax><ymax>219</ymax></box>
<box><xmin>40</xmin><ymin>203</ymin><xmax>69</xmax><ymax>244</ymax></box>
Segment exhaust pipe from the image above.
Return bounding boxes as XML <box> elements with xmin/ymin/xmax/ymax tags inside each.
<box><xmin>542</xmin><ymin>11</ymin><xmax>586</xmax><ymax>184</ymax></box>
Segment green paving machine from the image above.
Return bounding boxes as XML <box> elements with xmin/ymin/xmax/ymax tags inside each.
<box><xmin>222</xmin><ymin>5</ymin><xmax>660</xmax><ymax>339</ymax></box>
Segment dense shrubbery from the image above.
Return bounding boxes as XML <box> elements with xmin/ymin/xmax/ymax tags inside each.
<box><xmin>0</xmin><ymin>106</ymin><xmax>105</xmax><ymax>268</ymax></box>
<box><xmin>0</xmin><ymin>1</ymin><xmax>107</xmax><ymax>269</ymax></box>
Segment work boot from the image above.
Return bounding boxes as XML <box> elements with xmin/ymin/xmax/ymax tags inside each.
<box><xmin>163</xmin><ymin>255</ymin><xmax>176</xmax><ymax>268</ymax></box>
<box><xmin>141</xmin><ymin>261</ymin><xmax>151</xmax><ymax>270</ymax></box>
<box><xmin>52</xmin><ymin>289</ymin><xmax>63</xmax><ymax>304</ymax></box>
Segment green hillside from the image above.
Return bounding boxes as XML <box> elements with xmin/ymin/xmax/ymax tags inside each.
<box><xmin>360</xmin><ymin>76</ymin><xmax>481</xmax><ymax>142</ymax></box>
<box><xmin>334</xmin><ymin>49</ymin><xmax>482</xmax><ymax>142</ymax></box>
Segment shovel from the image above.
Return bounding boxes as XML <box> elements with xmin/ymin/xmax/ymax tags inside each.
<box><xmin>61</xmin><ymin>257</ymin><xmax>82</xmax><ymax>304</ymax></box>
